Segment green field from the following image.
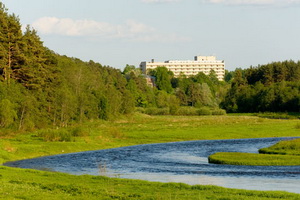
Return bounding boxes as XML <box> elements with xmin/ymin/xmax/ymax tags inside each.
<box><xmin>1</xmin><ymin>114</ymin><xmax>300</xmax><ymax>199</ymax></box>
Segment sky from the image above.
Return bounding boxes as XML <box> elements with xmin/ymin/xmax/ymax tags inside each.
<box><xmin>2</xmin><ymin>0</ymin><xmax>300</xmax><ymax>71</ymax></box>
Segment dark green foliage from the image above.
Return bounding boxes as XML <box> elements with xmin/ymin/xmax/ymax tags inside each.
<box><xmin>222</xmin><ymin>61</ymin><xmax>300</xmax><ymax>113</ymax></box>
<box><xmin>0</xmin><ymin>99</ymin><xmax>17</xmax><ymax>127</ymax></box>
<box><xmin>150</xmin><ymin>67</ymin><xmax>173</xmax><ymax>93</ymax></box>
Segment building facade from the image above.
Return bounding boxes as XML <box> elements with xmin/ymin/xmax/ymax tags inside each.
<box><xmin>140</xmin><ymin>56</ymin><xmax>225</xmax><ymax>81</ymax></box>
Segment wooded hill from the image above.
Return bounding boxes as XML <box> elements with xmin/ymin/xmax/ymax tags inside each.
<box><xmin>0</xmin><ymin>3</ymin><xmax>137</xmax><ymax>130</ymax></box>
<box><xmin>0</xmin><ymin>3</ymin><xmax>299</xmax><ymax>131</ymax></box>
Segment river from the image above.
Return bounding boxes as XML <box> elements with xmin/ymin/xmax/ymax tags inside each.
<box><xmin>4</xmin><ymin>137</ymin><xmax>300</xmax><ymax>193</ymax></box>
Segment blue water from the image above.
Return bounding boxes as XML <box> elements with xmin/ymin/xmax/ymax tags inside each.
<box><xmin>4</xmin><ymin>137</ymin><xmax>300</xmax><ymax>193</ymax></box>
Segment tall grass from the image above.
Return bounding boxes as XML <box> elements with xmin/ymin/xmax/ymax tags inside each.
<box><xmin>36</xmin><ymin>127</ymin><xmax>90</xmax><ymax>142</ymax></box>
<box><xmin>257</xmin><ymin>112</ymin><xmax>300</xmax><ymax>119</ymax></box>
<box><xmin>36</xmin><ymin>129</ymin><xmax>73</xmax><ymax>142</ymax></box>
<box><xmin>140</xmin><ymin>106</ymin><xmax>226</xmax><ymax>116</ymax></box>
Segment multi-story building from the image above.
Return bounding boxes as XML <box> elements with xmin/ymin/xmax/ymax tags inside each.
<box><xmin>140</xmin><ymin>56</ymin><xmax>225</xmax><ymax>81</ymax></box>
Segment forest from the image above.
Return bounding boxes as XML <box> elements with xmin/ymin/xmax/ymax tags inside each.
<box><xmin>0</xmin><ymin>2</ymin><xmax>299</xmax><ymax>131</ymax></box>
<box><xmin>222</xmin><ymin>61</ymin><xmax>300</xmax><ymax>113</ymax></box>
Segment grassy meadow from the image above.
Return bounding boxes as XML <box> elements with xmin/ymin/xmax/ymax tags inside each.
<box><xmin>1</xmin><ymin>114</ymin><xmax>300</xmax><ymax>199</ymax></box>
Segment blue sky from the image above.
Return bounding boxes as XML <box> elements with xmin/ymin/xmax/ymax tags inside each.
<box><xmin>2</xmin><ymin>0</ymin><xmax>300</xmax><ymax>71</ymax></box>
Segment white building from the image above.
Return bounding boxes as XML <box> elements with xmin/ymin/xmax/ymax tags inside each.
<box><xmin>140</xmin><ymin>56</ymin><xmax>225</xmax><ymax>81</ymax></box>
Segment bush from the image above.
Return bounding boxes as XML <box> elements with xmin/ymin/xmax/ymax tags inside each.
<box><xmin>176</xmin><ymin>107</ymin><xmax>198</xmax><ymax>116</ymax></box>
<box><xmin>144</xmin><ymin>107</ymin><xmax>170</xmax><ymax>115</ymax></box>
<box><xmin>135</xmin><ymin>107</ymin><xmax>146</xmax><ymax>114</ymax></box>
<box><xmin>197</xmin><ymin>107</ymin><xmax>212</xmax><ymax>116</ymax></box>
<box><xmin>137</xmin><ymin>106</ymin><xmax>226</xmax><ymax>116</ymax></box>
<box><xmin>212</xmin><ymin>109</ymin><xmax>227</xmax><ymax>115</ymax></box>
<box><xmin>107</xmin><ymin>127</ymin><xmax>124</xmax><ymax>138</ymax></box>
<box><xmin>71</xmin><ymin>127</ymin><xmax>89</xmax><ymax>137</ymax></box>
<box><xmin>37</xmin><ymin>129</ymin><xmax>73</xmax><ymax>142</ymax></box>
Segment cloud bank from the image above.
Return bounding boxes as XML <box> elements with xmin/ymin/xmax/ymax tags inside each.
<box><xmin>204</xmin><ymin>0</ymin><xmax>300</xmax><ymax>6</ymax></box>
<box><xmin>32</xmin><ymin>17</ymin><xmax>188</xmax><ymax>42</ymax></box>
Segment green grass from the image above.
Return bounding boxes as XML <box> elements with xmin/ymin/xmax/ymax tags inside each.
<box><xmin>208</xmin><ymin>152</ymin><xmax>300</xmax><ymax>166</ymax></box>
<box><xmin>256</xmin><ymin>112</ymin><xmax>300</xmax><ymax>119</ymax></box>
<box><xmin>1</xmin><ymin>114</ymin><xmax>300</xmax><ymax>199</ymax></box>
<box><xmin>2</xmin><ymin>114</ymin><xmax>300</xmax><ymax>164</ymax></box>
<box><xmin>1</xmin><ymin>166</ymin><xmax>299</xmax><ymax>200</ymax></box>
<box><xmin>259</xmin><ymin>138</ymin><xmax>300</xmax><ymax>155</ymax></box>
<box><xmin>208</xmin><ymin>138</ymin><xmax>300</xmax><ymax>166</ymax></box>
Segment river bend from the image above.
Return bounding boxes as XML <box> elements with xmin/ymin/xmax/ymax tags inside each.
<box><xmin>4</xmin><ymin>137</ymin><xmax>300</xmax><ymax>193</ymax></box>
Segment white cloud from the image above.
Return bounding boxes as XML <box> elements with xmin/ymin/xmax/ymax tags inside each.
<box><xmin>32</xmin><ymin>17</ymin><xmax>188</xmax><ymax>43</ymax></box>
<box><xmin>204</xmin><ymin>0</ymin><xmax>300</xmax><ymax>6</ymax></box>
<box><xmin>141</xmin><ymin>0</ymin><xmax>179</xmax><ymax>3</ymax></box>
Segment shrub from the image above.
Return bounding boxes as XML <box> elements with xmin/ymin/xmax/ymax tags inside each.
<box><xmin>144</xmin><ymin>107</ymin><xmax>170</xmax><ymax>115</ymax></box>
<box><xmin>71</xmin><ymin>127</ymin><xmax>89</xmax><ymax>137</ymax></box>
<box><xmin>176</xmin><ymin>107</ymin><xmax>198</xmax><ymax>116</ymax></box>
<box><xmin>135</xmin><ymin>107</ymin><xmax>146</xmax><ymax>114</ymax></box>
<box><xmin>37</xmin><ymin>129</ymin><xmax>73</xmax><ymax>142</ymax></box>
<box><xmin>212</xmin><ymin>109</ymin><xmax>227</xmax><ymax>115</ymax></box>
<box><xmin>197</xmin><ymin>107</ymin><xmax>212</xmax><ymax>116</ymax></box>
<box><xmin>107</xmin><ymin>127</ymin><xmax>124</xmax><ymax>138</ymax></box>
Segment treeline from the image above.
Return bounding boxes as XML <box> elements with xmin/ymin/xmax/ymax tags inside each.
<box><xmin>222</xmin><ymin>61</ymin><xmax>300</xmax><ymax>113</ymax></box>
<box><xmin>0</xmin><ymin>3</ymin><xmax>136</xmax><ymax>130</ymax></box>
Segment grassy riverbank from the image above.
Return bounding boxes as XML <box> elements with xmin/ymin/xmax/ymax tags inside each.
<box><xmin>208</xmin><ymin>152</ymin><xmax>300</xmax><ymax>166</ymax></box>
<box><xmin>1</xmin><ymin>114</ymin><xmax>300</xmax><ymax>199</ymax></box>
<box><xmin>259</xmin><ymin>138</ymin><xmax>300</xmax><ymax>155</ymax></box>
<box><xmin>1</xmin><ymin>166</ymin><xmax>299</xmax><ymax>200</ymax></box>
<box><xmin>208</xmin><ymin>138</ymin><xmax>300</xmax><ymax>166</ymax></box>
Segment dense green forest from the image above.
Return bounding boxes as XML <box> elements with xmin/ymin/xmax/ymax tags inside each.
<box><xmin>222</xmin><ymin>62</ymin><xmax>300</xmax><ymax>113</ymax></box>
<box><xmin>0</xmin><ymin>3</ymin><xmax>299</xmax><ymax>131</ymax></box>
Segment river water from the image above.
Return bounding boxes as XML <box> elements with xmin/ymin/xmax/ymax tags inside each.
<box><xmin>4</xmin><ymin>137</ymin><xmax>300</xmax><ymax>193</ymax></box>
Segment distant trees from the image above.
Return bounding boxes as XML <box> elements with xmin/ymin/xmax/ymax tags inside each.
<box><xmin>149</xmin><ymin>67</ymin><xmax>173</xmax><ymax>93</ymax></box>
<box><xmin>221</xmin><ymin>61</ymin><xmax>300</xmax><ymax>113</ymax></box>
